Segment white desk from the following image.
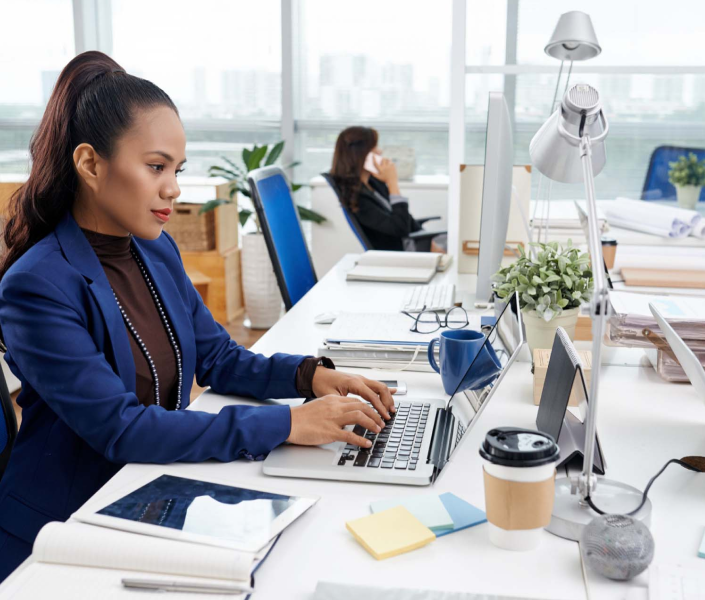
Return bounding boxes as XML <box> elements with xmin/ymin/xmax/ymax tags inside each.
<box><xmin>11</xmin><ymin>255</ymin><xmax>700</xmax><ymax>600</ymax></box>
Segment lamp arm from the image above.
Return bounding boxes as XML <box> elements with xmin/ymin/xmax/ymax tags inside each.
<box><xmin>577</xmin><ymin>134</ymin><xmax>611</xmax><ymax>501</ymax></box>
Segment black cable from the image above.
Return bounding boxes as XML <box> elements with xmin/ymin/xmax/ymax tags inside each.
<box><xmin>585</xmin><ymin>458</ymin><xmax>703</xmax><ymax>516</ymax></box>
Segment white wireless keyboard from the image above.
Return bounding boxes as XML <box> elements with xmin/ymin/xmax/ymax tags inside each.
<box><xmin>401</xmin><ymin>284</ymin><xmax>455</xmax><ymax>313</ymax></box>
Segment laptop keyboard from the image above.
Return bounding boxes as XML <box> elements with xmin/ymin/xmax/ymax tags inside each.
<box><xmin>337</xmin><ymin>402</ymin><xmax>431</xmax><ymax>471</ymax></box>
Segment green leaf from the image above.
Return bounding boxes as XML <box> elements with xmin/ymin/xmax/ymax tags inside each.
<box><xmin>239</xmin><ymin>208</ymin><xmax>253</xmax><ymax>228</ymax></box>
<box><xmin>198</xmin><ymin>198</ymin><xmax>232</xmax><ymax>214</ymax></box>
<box><xmin>242</xmin><ymin>147</ymin><xmax>252</xmax><ymax>167</ymax></box>
<box><xmin>265</xmin><ymin>141</ymin><xmax>285</xmax><ymax>166</ymax></box>
<box><xmin>517</xmin><ymin>274</ymin><xmax>530</xmax><ymax>286</ymax></box>
<box><xmin>532</xmin><ymin>275</ymin><xmax>543</xmax><ymax>286</ymax></box>
<box><xmin>221</xmin><ymin>156</ymin><xmax>244</xmax><ymax>175</ymax></box>
<box><xmin>246</xmin><ymin>145</ymin><xmax>268</xmax><ymax>172</ymax></box>
<box><xmin>296</xmin><ymin>205</ymin><xmax>327</xmax><ymax>224</ymax></box>
<box><xmin>563</xmin><ymin>274</ymin><xmax>573</xmax><ymax>289</ymax></box>
<box><xmin>527</xmin><ymin>287</ymin><xmax>536</xmax><ymax>295</ymax></box>
<box><xmin>558</xmin><ymin>298</ymin><xmax>569</xmax><ymax>308</ymax></box>
<box><xmin>208</xmin><ymin>165</ymin><xmax>239</xmax><ymax>180</ymax></box>
<box><xmin>284</xmin><ymin>161</ymin><xmax>302</xmax><ymax>170</ymax></box>
<box><xmin>291</xmin><ymin>183</ymin><xmax>304</xmax><ymax>192</ymax></box>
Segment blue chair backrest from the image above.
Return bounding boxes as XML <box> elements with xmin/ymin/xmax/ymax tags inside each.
<box><xmin>248</xmin><ymin>166</ymin><xmax>317</xmax><ymax>311</ymax></box>
<box><xmin>642</xmin><ymin>145</ymin><xmax>705</xmax><ymax>202</ymax></box>
<box><xmin>0</xmin><ymin>363</ymin><xmax>18</xmax><ymax>480</ymax></box>
<box><xmin>320</xmin><ymin>173</ymin><xmax>371</xmax><ymax>250</ymax></box>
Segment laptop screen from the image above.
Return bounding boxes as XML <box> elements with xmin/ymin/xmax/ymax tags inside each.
<box><xmin>442</xmin><ymin>297</ymin><xmax>524</xmax><ymax>464</ymax></box>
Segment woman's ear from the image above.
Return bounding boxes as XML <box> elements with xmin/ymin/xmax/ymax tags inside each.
<box><xmin>73</xmin><ymin>143</ymin><xmax>102</xmax><ymax>194</ymax></box>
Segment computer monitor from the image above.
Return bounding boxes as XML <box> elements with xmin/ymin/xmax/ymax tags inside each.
<box><xmin>474</xmin><ymin>92</ymin><xmax>514</xmax><ymax>303</ymax></box>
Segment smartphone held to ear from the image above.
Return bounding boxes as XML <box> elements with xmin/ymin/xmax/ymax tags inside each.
<box><xmin>363</xmin><ymin>152</ymin><xmax>381</xmax><ymax>175</ymax></box>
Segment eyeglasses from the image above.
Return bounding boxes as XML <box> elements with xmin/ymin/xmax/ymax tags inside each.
<box><xmin>402</xmin><ymin>305</ymin><xmax>470</xmax><ymax>334</ymax></box>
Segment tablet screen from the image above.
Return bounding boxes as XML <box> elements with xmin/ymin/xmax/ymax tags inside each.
<box><xmin>97</xmin><ymin>474</ymin><xmax>298</xmax><ymax>547</ymax></box>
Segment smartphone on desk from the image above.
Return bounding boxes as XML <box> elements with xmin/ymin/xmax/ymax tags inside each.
<box><xmin>378</xmin><ymin>380</ymin><xmax>407</xmax><ymax>395</ymax></box>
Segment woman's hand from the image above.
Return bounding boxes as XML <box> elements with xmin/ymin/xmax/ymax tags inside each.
<box><xmin>286</xmin><ymin>396</ymin><xmax>385</xmax><ymax>447</ymax></box>
<box><xmin>375</xmin><ymin>158</ymin><xmax>400</xmax><ymax>195</ymax></box>
<box><xmin>311</xmin><ymin>367</ymin><xmax>395</xmax><ymax>419</ymax></box>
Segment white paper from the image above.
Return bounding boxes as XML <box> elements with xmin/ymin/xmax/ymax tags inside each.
<box><xmin>0</xmin><ymin>563</ymin><xmax>247</xmax><ymax>600</ymax></box>
<box><xmin>604</xmin><ymin>198</ymin><xmax>701</xmax><ymax>238</ymax></box>
<box><xmin>32</xmin><ymin>521</ymin><xmax>253</xmax><ymax>582</ymax></box>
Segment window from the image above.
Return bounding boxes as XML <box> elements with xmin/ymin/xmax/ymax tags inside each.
<box><xmin>111</xmin><ymin>0</ymin><xmax>282</xmax><ymax>177</ymax></box>
<box><xmin>464</xmin><ymin>0</ymin><xmax>705</xmax><ymax>200</ymax></box>
<box><xmin>295</xmin><ymin>0</ymin><xmax>452</xmax><ymax>185</ymax></box>
<box><xmin>0</xmin><ymin>0</ymin><xmax>74</xmax><ymax>173</ymax></box>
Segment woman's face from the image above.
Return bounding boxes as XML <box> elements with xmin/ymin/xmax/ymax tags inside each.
<box><xmin>73</xmin><ymin>105</ymin><xmax>187</xmax><ymax>239</ymax></box>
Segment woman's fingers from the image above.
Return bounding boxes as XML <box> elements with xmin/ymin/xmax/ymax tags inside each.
<box><xmin>337</xmin><ymin>409</ymin><xmax>382</xmax><ymax>434</ymax></box>
<box><xmin>361</xmin><ymin>378</ymin><xmax>396</xmax><ymax>414</ymax></box>
<box><xmin>346</xmin><ymin>379</ymin><xmax>391</xmax><ymax>420</ymax></box>
<box><xmin>337</xmin><ymin>428</ymin><xmax>372</xmax><ymax>448</ymax></box>
<box><xmin>340</xmin><ymin>397</ymin><xmax>384</xmax><ymax>428</ymax></box>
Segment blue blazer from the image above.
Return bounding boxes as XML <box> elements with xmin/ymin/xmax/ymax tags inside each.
<box><xmin>0</xmin><ymin>211</ymin><xmax>307</xmax><ymax>554</ymax></box>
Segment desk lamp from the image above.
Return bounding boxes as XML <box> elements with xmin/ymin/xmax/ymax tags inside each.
<box><xmin>530</xmin><ymin>83</ymin><xmax>651</xmax><ymax>541</ymax></box>
<box><xmin>536</xmin><ymin>11</ymin><xmax>602</xmax><ymax>244</ymax></box>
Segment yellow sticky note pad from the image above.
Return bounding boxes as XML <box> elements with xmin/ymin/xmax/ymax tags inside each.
<box><xmin>346</xmin><ymin>505</ymin><xmax>436</xmax><ymax>560</ymax></box>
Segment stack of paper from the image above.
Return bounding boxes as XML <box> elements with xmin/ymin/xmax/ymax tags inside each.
<box><xmin>608</xmin><ymin>291</ymin><xmax>705</xmax><ymax>350</ymax></box>
<box><xmin>604</xmin><ymin>198</ymin><xmax>702</xmax><ymax>239</ymax></box>
<box><xmin>321</xmin><ymin>312</ymin><xmax>480</xmax><ymax>372</ymax></box>
<box><xmin>346</xmin><ymin>251</ymin><xmax>444</xmax><ymax>283</ymax></box>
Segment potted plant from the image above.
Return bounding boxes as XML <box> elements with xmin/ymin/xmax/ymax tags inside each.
<box><xmin>668</xmin><ymin>153</ymin><xmax>705</xmax><ymax>210</ymax></box>
<box><xmin>492</xmin><ymin>240</ymin><xmax>594</xmax><ymax>356</ymax></box>
<box><xmin>203</xmin><ymin>141</ymin><xmax>326</xmax><ymax>329</ymax></box>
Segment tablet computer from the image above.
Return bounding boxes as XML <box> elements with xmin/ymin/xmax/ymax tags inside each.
<box><xmin>74</xmin><ymin>471</ymin><xmax>318</xmax><ymax>553</ymax></box>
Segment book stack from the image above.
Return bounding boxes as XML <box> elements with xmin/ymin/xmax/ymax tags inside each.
<box><xmin>319</xmin><ymin>313</ymin><xmax>481</xmax><ymax>372</ymax></box>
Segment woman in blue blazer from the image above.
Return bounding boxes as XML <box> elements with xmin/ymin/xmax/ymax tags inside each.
<box><xmin>0</xmin><ymin>52</ymin><xmax>394</xmax><ymax>580</ymax></box>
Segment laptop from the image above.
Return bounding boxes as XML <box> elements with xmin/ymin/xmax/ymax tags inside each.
<box><xmin>263</xmin><ymin>295</ymin><xmax>525</xmax><ymax>486</ymax></box>
<box><xmin>649</xmin><ymin>303</ymin><xmax>705</xmax><ymax>399</ymax></box>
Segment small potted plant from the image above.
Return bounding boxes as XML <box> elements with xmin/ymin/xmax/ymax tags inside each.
<box><xmin>668</xmin><ymin>153</ymin><xmax>705</xmax><ymax>210</ymax></box>
<box><xmin>492</xmin><ymin>240</ymin><xmax>594</xmax><ymax>355</ymax></box>
<box><xmin>203</xmin><ymin>141</ymin><xmax>326</xmax><ymax>329</ymax></box>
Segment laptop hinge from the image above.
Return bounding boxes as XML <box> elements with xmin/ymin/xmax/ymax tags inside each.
<box><xmin>427</xmin><ymin>408</ymin><xmax>454</xmax><ymax>479</ymax></box>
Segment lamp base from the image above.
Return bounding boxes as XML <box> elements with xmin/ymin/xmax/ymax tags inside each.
<box><xmin>546</xmin><ymin>478</ymin><xmax>652</xmax><ymax>541</ymax></box>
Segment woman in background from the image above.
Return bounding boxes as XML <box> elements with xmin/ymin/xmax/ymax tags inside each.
<box><xmin>330</xmin><ymin>126</ymin><xmax>423</xmax><ymax>251</ymax></box>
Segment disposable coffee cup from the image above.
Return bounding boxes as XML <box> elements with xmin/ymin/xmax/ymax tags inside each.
<box><xmin>601</xmin><ymin>236</ymin><xmax>618</xmax><ymax>270</ymax></box>
<box><xmin>479</xmin><ymin>427</ymin><xmax>560</xmax><ymax>551</ymax></box>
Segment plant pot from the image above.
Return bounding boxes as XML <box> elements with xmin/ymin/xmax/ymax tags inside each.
<box><xmin>676</xmin><ymin>185</ymin><xmax>702</xmax><ymax>210</ymax></box>
<box><xmin>241</xmin><ymin>233</ymin><xmax>282</xmax><ymax>329</ymax></box>
<box><xmin>523</xmin><ymin>307</ymin><xmax>580</xmax><ymax>357</ymax></box>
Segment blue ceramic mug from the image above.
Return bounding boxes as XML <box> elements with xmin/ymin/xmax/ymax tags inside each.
<box><xmin>427</xmin><ymin>329</ymin><xmax>502</xmax><ymax>396</ymax></box>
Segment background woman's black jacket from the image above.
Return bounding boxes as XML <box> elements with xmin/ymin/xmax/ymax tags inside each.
<box><xmin>352</xmin><ymin>176</ymin><xmax>422</xmax><ymax>251</ymax></box>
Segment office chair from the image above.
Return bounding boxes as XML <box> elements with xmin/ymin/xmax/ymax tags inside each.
<box><xmin>0</xmin><ymin>362</ymin><xmax>18</xmax><ymax>481</ymax></box>
<box><xmin>642</xmin><ymin>145</ymin><xmax>705</xmax><ymax>203</ymax></box>
<box><xmin>248</xmin><ymin>166</ymin><xmax>317</xmax><ymax>311</ymax></box>
<box><xmin>321</xmin><ymin>172</ymin><xmax>446</xmax><ymax>253</ymax></box>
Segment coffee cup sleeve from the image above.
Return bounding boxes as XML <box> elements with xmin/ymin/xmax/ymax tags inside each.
<box><xmin>483</xmin><ymin>468</ymin><xmax>556</xmax><ymax>531</ymax></box>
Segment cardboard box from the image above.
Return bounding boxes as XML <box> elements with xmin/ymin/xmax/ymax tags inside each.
<box><xmin>533</xmin><ymin>348</ymin><xmax>592</xmax><ymax>406</ymax></box>
<box><xmin>181</xmin><ymin>248</ymin><xmax>244</xmax><ymax>324</ymax></box>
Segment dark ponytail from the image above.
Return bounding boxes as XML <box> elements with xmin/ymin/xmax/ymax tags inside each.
<box><xmin>0</xmin><ymin>50</ymin><xmax>178</xmax><ymax>282</ymax></box>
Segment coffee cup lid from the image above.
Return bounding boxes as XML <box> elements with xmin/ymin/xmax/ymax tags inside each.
<box><xmin>601</xmin><ymin>236</ymin><xmax>618</xmax><ymax>246</ymax></box>
<box><xmin>479</xmin><ymin>427</ymin><xmax>559</xmax><ymax>467</ymax></box>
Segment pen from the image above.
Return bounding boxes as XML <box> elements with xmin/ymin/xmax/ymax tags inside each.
<box><xmin>121</xmin><ymin>577</ymin><xmax>255</xmax><ymax>595</ymax></box>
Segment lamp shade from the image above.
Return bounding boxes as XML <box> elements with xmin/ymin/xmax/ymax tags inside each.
<box><xmin>530</xmin><ymin>83</ymin><xmax>607</xmax><ymax>184</ymax></box>
<box><xmin>545</xmin><ymin>11</ymin><xmax>601</xmax><ymax>61</ymax></box>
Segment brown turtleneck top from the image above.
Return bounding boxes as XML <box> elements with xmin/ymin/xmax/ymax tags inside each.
<box><xmin>81</xmin><ymin>229</ymin><xmax>327</xmax><ymax>409</ymax></box>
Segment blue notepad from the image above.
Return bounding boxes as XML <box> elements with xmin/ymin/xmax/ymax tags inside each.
<box><xmin>435</xmin><ymin>492</ymin><xmax>487</xmax><ymax>537</ymax></box>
